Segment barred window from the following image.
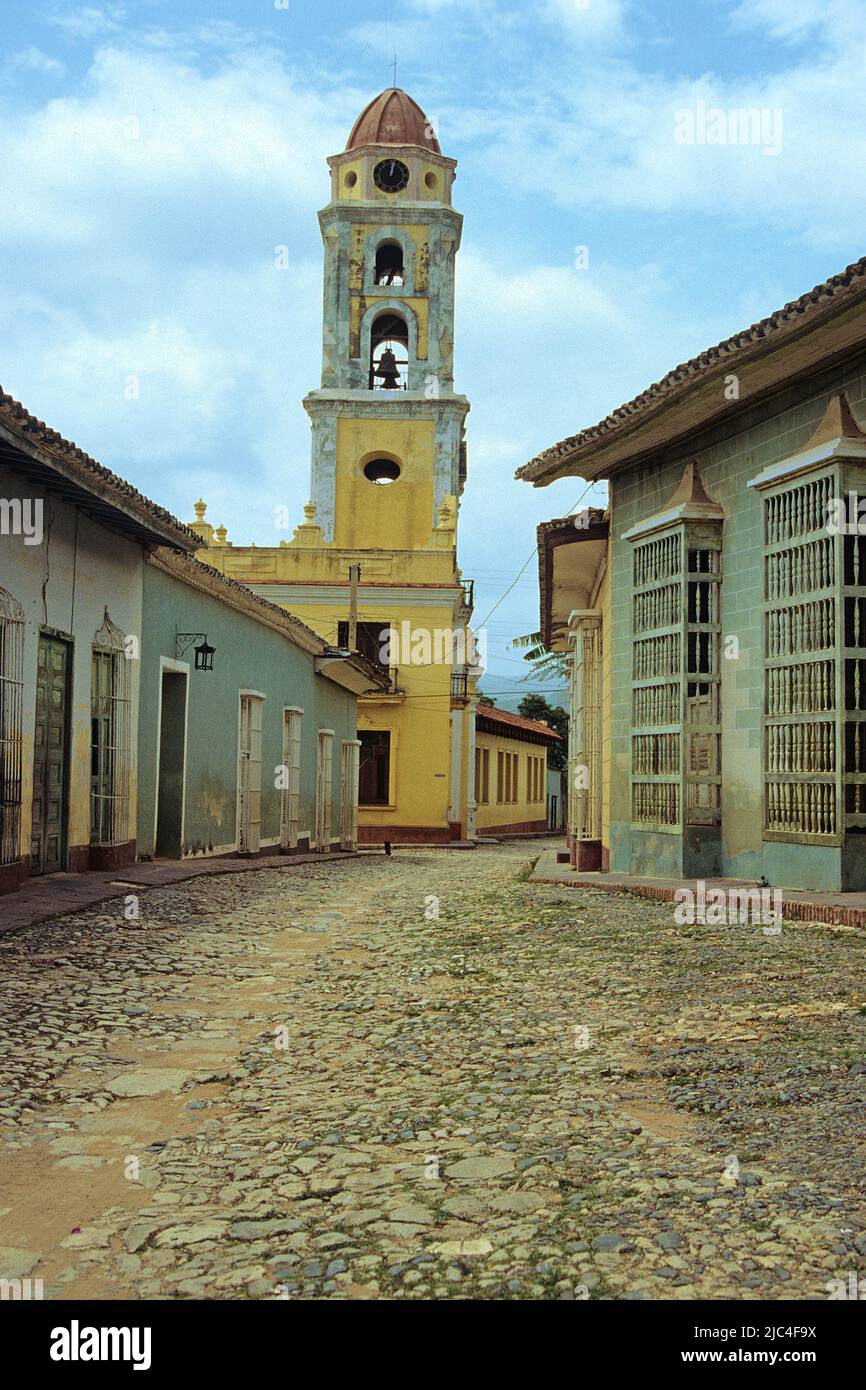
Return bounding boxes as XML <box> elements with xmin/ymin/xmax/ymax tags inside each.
<box><xmin>90</xmin><ymin>609</ymin><xmax>132</xmax><ymax>847</ymax></box>
<box><xmin>631</xmin><ymin>529</ymin><xmax>721</xmax><ymax>830</ymax></box>
<box><xmin>0</xmin><ymin>586</ymin><xmax>25</xmax><ymax>867</ymax></box>
<box><xmin>631</xmin><ymin>533</ymin><xmax>682</xmax><ymax>828</ymax></box>
<box><xmin>763</xmin><ymin>473</ymin><xmax>841</xmax><ymax>839</ymax></box>
<box><xmin>685</xmin><ymin>546</ymin><xmax>721</xmax><ymax>823</ymax></box>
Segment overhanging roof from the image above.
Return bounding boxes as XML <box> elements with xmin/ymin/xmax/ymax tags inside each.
<box><xmin>517</xmin><ymin>254</ymin><xmax>866</xmax><ymax>487</ymax></box>
<box><xmin>315</xmin><ymin>651</ymin><xmax>392</xmax><ymax>694</ymax></box>
<box><xmin>537</xmin><ymin>509</ymin><xmax>608</xmax><ymax>651</ymax></box>
<box><xmin>0</xmin><ymin>386</ymin><xmax>198</xmax><ymax>550</ymax></box>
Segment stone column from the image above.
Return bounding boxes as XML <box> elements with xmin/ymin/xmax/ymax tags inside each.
<box><xmin>569</xmin><ymin>611</ymin><xmax>602</xmax><ymax>870</ymax></box>
<box><xmin>466</xmin><ymin>690</ymin><xmax>478</xmax><ymax>839</ymax></box>
<box><xmin>448</xmin><ymin>706</ymin><xmax>463</xmax><ymax>839</ymax></box>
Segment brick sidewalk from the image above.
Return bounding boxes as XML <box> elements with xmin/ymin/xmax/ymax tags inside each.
<box><xmin>0</xmin><ymin>849</ymin><xmax>358</xmax><ymax>937</ymax></box>
<box><xmin>530</xmin><ymin>847</ymin><xmax>866</xmax><ymax>929</ymax></box>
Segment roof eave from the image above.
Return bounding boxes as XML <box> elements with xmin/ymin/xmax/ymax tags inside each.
<box><xmin>0</xmin><ymin>416</ymin><xmax>197</xmax><ymax>551</ymax></box>
<box><xmin>518</xmin><ymin>259</ymin><xmax>866</xmax><ymax>487</ymax></box>
<box><xmin>537</xmin><ymin>515</ymin><xmax>608</xmax><ymax>650</ymax></box>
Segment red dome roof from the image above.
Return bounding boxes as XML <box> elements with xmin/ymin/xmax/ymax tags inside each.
<box><xmin>346</xmin><ymin>88</ymin><xmax>440</xmax><ymax>153</ymax></box>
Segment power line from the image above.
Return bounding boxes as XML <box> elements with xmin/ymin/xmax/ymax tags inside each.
<box><xmin>474</xmin><ymin>480</ymin><xmax>602</xmax><ymax>630</ymax></box>
<box><xmin>387</xmin><ymin>687</ymin><xmax>567</xmax><ymax>699</ymax></box>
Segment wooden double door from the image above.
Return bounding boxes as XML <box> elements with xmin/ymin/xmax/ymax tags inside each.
<box><xmin>31</xmin><ymin>634</ymin><xmax>71</xmax><ymax>875</ymax></box>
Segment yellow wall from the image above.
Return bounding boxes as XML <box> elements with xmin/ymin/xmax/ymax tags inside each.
<box><xmin>238</xmin><ymin>588</ymin><xmax>467</xmax><ymax>836</ymax></box>
<box><xmin>347</xmin><ymin>221</ymin><xmax>430</xmax><ymax>362</ymax></box>
<box><xmin>475</xmin><ymin>730</ymin><xmax>550</xmax><ymax>833</ymax></box>
<box><xmin>202</xmin><ymin>545</ymin><xmax>457</xmax><ymax>587</ymax></box>
<box><xmin>334</xmin><ymin>417</ymin><xmax>435</xmax><ymax>550</ymax></box>
<box><xmin>349</xmin><ymin>223</ymin><xmax>430</xmax><ymax>292</ymax></box>
<box><xmin>335</xmin><ymin>158</ymin><xmax>364</xmax><ymax>202</ymax></box>
<box><xmin>356</xmin><ymin>692</ymin><xmax>452</xmax><ymax>830</ymax></box>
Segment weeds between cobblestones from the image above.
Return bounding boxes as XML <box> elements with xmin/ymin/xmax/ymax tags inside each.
<box><xmin>0</xmin><ymin>839</ymin><xmax>865</xmax><ymax>1300</ymax></box>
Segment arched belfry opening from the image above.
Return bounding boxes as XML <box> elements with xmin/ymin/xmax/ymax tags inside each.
<box><xmin>370</xmin><ymin>312</ymin><xmax>408</xmax><ymax>390</ymax></box>
<box><xmin>374</xmin><ymin>241</ymin><xmax>404</xmax><ymax>286</ymax></box>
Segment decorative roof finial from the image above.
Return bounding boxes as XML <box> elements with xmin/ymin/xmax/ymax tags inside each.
<box><xmin>803</xmin><ymin>391</ymin><xmax>866</xmax><ymax>450</ymax></box>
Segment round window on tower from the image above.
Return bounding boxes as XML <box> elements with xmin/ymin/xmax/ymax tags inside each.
<box><xmin>344</xmin><ymin>170</ymin><xmax>357</xmax><ymax>189</ymax></box>
<box><xmin>363</xmin><ymin>458</ymin><xmax>401</xmax><ymax>485</ymax></box>
<box><xmin>425</xmin><ymin>172</ymin><xmax>437</xmax><ymax>190</ymax></box>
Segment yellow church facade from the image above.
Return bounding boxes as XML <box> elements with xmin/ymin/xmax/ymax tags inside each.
<box><xmin>192</xmin><ymin>88</ymin><xmax>479</xmax><ymax>843</ymax></box>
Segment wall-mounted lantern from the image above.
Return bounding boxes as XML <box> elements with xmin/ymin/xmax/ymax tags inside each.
<box><xmin>176</xmin><ymin>632</ymin><xmax>216</xmax><ymax>671</ymax></box>
<box><xmin>194</xmin><ymin>638</ymin><xmax>216</xmax><ymax>671</ymax></box>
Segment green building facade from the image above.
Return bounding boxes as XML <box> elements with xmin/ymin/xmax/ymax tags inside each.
<box><xmin>137</xmin><ymin>551</ymin><xmax>374</xmax><ymax>860</ymax></box>
<box><xmin>522</xmin><ymin>257</ymin><xmax>866</xmax><ymax>894</ymax></box>
<box><xmin>607</xmin><ymin>369</ymin><xmax>866</xmax><ymax>892</ymax></box>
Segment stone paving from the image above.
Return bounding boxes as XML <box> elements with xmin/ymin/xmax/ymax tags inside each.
<box><xmin>1</xmin><ymin>838</ymin><xmax>865</xmax><ymax>1301</ymax></box>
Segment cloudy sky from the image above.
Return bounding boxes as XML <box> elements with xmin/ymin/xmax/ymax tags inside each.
<box><xmin>2</xmin><ymin>0</ymin><xmax>865</xmax><ymax>700</ymax></box>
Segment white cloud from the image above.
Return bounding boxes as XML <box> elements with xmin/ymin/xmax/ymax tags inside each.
<box><xmin>48</xmin><ymin>5</ymin><xmax>127</xmax><ymax>40</ymax></box>
<box><xmin>6</xmin><ymin>47</ymin><xmax>66</xmax><ymax>76</ymax></box>
<box><xmin>543</xmin><ymin>0</ymin><xmax>627</xmax><ymax>45</ymax></box>
<box><xmin>2</xmin><ymin>252</ymin><xmax>323</xmax><ymax>506</ymax></box>
<box><xmin>350</xmin><ymin>0</ymin><xmax>520</xmax><ymax>71</ymax></box>
<box><xmin>469</xmin><ymin>37</ymin><xmax>866</xmax><ymax>250</ymax></box>
<box><xmin>729</xmin><ymin>0</ymin><xmax>866</xmax><ymax>43</ymax></box>
<box><xmin>349</xmin><ymin>20</ymin><xmax>439</xmax><ymax>66</ymax></box>
<box><xmin>0</xmin><ymin>44</ymin><xmax>353</xmax><ymax>245</ymax></box>
<box><xmin>42</xmin><ymin>319</ymin><xmax>239</xmax><ymax>451</ymax></box>
<box><xmin>2</xmin><ymin>2</ymin><xmax>864</xmax><ymax>664</ymax></box>
<box><xmin>408</xmin><ymin>0</ymin><xmax>489</xmax><ymax>11</ymax></box>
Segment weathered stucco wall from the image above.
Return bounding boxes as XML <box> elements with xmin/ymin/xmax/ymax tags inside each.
<box><xmin>1</xmin><ymin>463</ymin><xmax>144</xmax><ymax>871</ymax></box>
<box><xmin>136</xmin><ymin>562</ymin><xmax>357</xmax><ymax>858</ymax></box>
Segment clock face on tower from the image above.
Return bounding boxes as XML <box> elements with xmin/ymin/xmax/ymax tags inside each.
<box><xmin>373</xmin><ymin>158</ymin><xmax>410</xmax><ymax>193</ymax></box>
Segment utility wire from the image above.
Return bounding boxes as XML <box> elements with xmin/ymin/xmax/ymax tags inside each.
<box><xmin>474</xmin><ymin>480</ymin><xmax>603</xmax><ymax>630</ymax></box>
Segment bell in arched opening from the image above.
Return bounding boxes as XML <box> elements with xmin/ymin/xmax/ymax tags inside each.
<box><xmin>370</xmin><ymin>312</ymin><xmax>408</xmax><ymax>390</ymax></box>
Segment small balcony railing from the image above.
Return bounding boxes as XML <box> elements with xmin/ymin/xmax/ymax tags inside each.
<box><xmin>369</xmin><ymin>661</ymin><xmax>401</xmax><ymax>693</ymax></box>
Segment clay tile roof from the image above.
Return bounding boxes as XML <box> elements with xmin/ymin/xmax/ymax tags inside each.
<box><xmin>537</xmin><ymin>507</ymin><xmax>607</xmax><ymax>538</ymax></box>
<box><xmin>347</xmin><ymin>88</ymin><xmax>440</xmax><ymax>153</ymax></box>
<box><xmin>170</xmin><ymin>550</ymin><xmax>329</xmax><ymax>646</ymax></box>
<box><xmin>0</xmin><ymin>385</ymin><xmax>198</xmax><ymax>549</ymax></box>
<box><xmin>476</xmin><ymin>701</ymin><xmax>562</xmax><ymax>740</ymax></box>
<box><xmin>517</xmin><ymin>253</ymin><xmax>866</xmax><ymax>484</ymax></box>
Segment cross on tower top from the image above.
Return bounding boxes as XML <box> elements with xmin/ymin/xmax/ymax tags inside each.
<box><xmin>391</xmin><ymin>54</ymin><xmax>397</xmax><ymax>87</ymax></box>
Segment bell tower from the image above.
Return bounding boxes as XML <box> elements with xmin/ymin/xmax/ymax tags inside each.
<box><xmin>191</xmin><ymin>88</ymin><xmax>477</xmax><ymax>846</ymax></box>
<box><xmin>305</xmin><ymin>87</ymin><xmax>469</xmax><ymax>551</ymax></box>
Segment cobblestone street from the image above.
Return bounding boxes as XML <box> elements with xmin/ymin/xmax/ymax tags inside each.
<box><xmin>1</xmin><ymin>839</ymin><xmax>865</xmax><ymax>1301</ymax></box>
